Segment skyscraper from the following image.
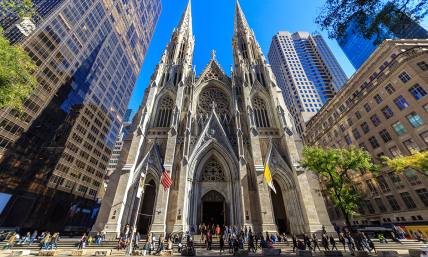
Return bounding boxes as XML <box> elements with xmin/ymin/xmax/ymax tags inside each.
<box><xmin>338</xmin><ymin>3</ymin><xmax>428</xmax><ymax>70</ymax></box>
<box><xmin>268</xmin><ymin>31</ymin><xmax>348</xmax><ymax>136</ymax></box>
<box><xmin>123</xmin><ymin>109</ymin><xmax>135</xmax><ymax>123</ymax></box>
<box><xmin>0</xmin><ymin>0</ymin><xmax>161</xmax><ymax>231</ymax></box>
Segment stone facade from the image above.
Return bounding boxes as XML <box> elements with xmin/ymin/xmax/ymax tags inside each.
<box><xmin>91</xmin><ymin>0</ymin><xmax>333</xmax><ymax>237</ymax></box>
<box><xmin>304</xmin><ymin>39</ymin><xmax>428</xmax><ymax>228</ymax></box>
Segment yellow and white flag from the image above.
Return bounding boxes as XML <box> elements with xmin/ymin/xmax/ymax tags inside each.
<box><xmin>264</xmin><ymin>158</ymin><xmax>276</xmax><ymax>194</ymax></box>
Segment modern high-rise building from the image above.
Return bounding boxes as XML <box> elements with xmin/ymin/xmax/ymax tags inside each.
<box><xmin>106</xmin><ymin>121</ymin><xmax>132</xmax><ymax>176</ymax></box>
<box><xmin>123</xmin><ymin>109</ymin><xmax>135</xmax><ymax>123</ymax></box>
<box><xmin>0</xmin><ymin>0</ymin><xmax>161</xmax><ymax>231</ymax></box>
<box><xmin>268</xmin><ymin>31</ymin><xmax>348</xmax><ymax>136</ymax></box>
<box><xmin>338</xmin><ymin>3</ymin><xmax>428</xmax><ymax>70</ymax></box>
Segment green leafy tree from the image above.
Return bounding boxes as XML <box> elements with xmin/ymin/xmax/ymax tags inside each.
<box><xmin>299</xmin><ymin>146</ymin><xmax>380</xmax><ymax>233</ymax></box>
<box><xmin>382</xmin><ymin>151</ymin><xmax>428</xmax><ymax>177</ymax></box>
<box><xmin>0</xmin><ymin>0</ymin><xmax>40</xmax><ymax>111</ymax></box>
<box><xmin>315</xmin><ymin>0</ymin><xmax>428</xmax><ymax>46</ymax></box>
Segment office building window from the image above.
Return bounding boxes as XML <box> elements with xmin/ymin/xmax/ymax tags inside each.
<box><xmin>420</xmin><ymin>131</ymin><xmax>428</xmax><ymax>144</ymax></box>
<box><xmin>355</xmin><ymin>111</ymin><xmax>362</xmax><ymax>119</ymax></box>
<box><xmin>345</xmin><ymin>134</ymin><xmax>352</xmax><ymax>145</ymax></box>
<box><xmin>386</xmin><ymin>195</ymin><xmax>401</xmax><ymax>211</ymax></box>
<box><xmin>370</xmin><ymin>114</ymin><xmax>382</xmax><ymax>127</ymax></box>
<box><xmin>347</xmin><ymin>118</ymin><xmax>353</xmax><ymax>126</ymax></box>
<box><xmin>338</xmin><ymin>140</ymin><xmax>344</xmax><ymax>148</ymax></box>
<box><xmin>398</xmin><ymin>71</ymin><xmax>411</xmax><ymax>83</ymax></box>
<box><xmin>340</xmin><ymin>124</ymin><xmax>345</xmax><ymax>132</ymax></box>
<box><xmin>392</xmin><ymin>121</ymin><xmax>407</xmax><ymax>135</ymax></box>
<box><xmin>328</xmin><ymin>135</ymin><xmax>332</xmax><ymax>142</ymax></box>
<box><xmin>389</xmin><ymin>172</ymin><xmax>404</xmax><ymax>187</ymax></box>
<box><xmin>359</xmin><ymin>142</ymin><xmax>368</xmax><ymax>151</ymax></box>
<box><xmin>400</xmin><ymin>192</ymin><xmax>417</xmax><ymax>209</ymax></box>
<box><xmin>334</xmin><ymin>130</ymin><xmax>338</xmax><ymax>137</ymax></box>
<box><xmin>374</xmin><ymin>198</ymin><xmax>387</xmax><ymax>212</ymax></box>
<box><xmin>377</xmin><ymin>175</ymin><xmax>390</xmax><ymax>190</ymax></box>
<box><xmin>361</xmin><ymin>122</ymin><xmax>370</xmax><ymax>134</ymax></box>
<box><xmin>406</xmin><ymin>112</ymin><xmax>424</xmax><ymax>127</ymax></box>
<box><xmin>353</xmin><ymin>128</ymin><xmax>361</xmax><ymax>140</ymax></box>
<box><xmin>366</xmin><ymin>179</ymin><xmax>377</xmax><ymax>193</ymax></box>
<box><xmin>385</xmin><ymin>84</ymin><xmax>396</xmax><ymax>95</ymax></box>
<box><xmin>369</xmin><ymin>136</ymin><xmax>380</xmax><ymax>149</ymax></box>
<box><xmin>394</xmin><ymin>96</ymin><xmax>409</xmax><ymax>110</ymax></box>
<box><xmin>416</xmin><ymin>189</ymin><xmax>428</xmax><ymax>207</ymax></box>
<box><xmin>373</xmin><ymin>94</ymin><xmax>383</xmax><ymax>104</ymax></box>
<box><xmin>381</xmin><ymin>106</ymin><xmax>394</xmax><ymax>119</ymax></box>
<box><xmin>389</xmin><ymin>146</ymin><xmax>402</xmax><ymax>157</ymax></box>
<box><xmin>379</xmin><ymin>129</ymin><xmax>392</xmax><ymax>143</ymax></box>
<box><xmin>404</xmin><ymin>168</ymin><xmax>420</xmax><ymax>183</ymax></box>
<box><xmin>403</xmin><ymin>138</ymin><xmax>420</xmax><ymax>153</ymax></box>
<box><xmin>409</xmin><ymin>84</ymin><xmax>427</xmax><ymax>100</ymax></box>
<box><xmin>365</xmin><ymin>200</ymin><xmax>376</xmax><ymax>214</ymax></box>
<box><xmin>417</xmin><ymin>61</ymin><xmax>428</xmax><ymax>71</ymax></box>
<box><xmin>364</xmin><ymin>103</ymin><xmax>372</xmax><ymax>112</ymax></box>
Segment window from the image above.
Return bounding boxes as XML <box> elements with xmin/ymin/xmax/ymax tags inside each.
<box><xmin>403</xmin><ymin>139</ymin><xmax>420</xmax><ymax>153</ymax></box>
<box><xmin>373</xmin><ymin>94</ymin><xmax>383</xmax><ymax>104</ymax></box>
<box><xmin>374</xmin><ymin>198</ymin><xmax>387</xmax><ymax>212</ymax></box>
<box><xmin>370</xmin><ymin>114</ymin><xmax>382</xmax><ymax>127</ymax></box>
<box><xmin>409</xmin><ymin>84</ymin><xmax>427</xmax><ymax>100</ymax></box>
<box><xmin>345</xmin><ymin>134</ymin><xmax>352</xmax><ymax>145</ymax></box>
<box><xmin>416</xmin><ymin>189</ymin><xmax>428</xmax><ymax>207</ymax></box>
<box><xmin>400</xmin><ymin>192</ymin><xmax>417</xmax><ymax>209</ymax></box>
<box><xmin>417</xmin><ymin>61</ymin><xmax>428</xmax><ymax>71</ymax></box>
<box><xmin>381</xmin><ymin>106</ymin><xmax>394</xmax><ymax>119</ymax></box>
<box><xmin>365</xmin><ymin>200</ymin><xmax>376</xmax><ymax>214</ymax></box>
<box><xmin>420</xmin><ymin>131</ymin><xmax>428</xmax><ymax>144</ymax></box>
<box><xmin>389</xmin><ymin>146</ymin><xmax>402</xmax><ymax>157</ymax></box>
<box><xmin>355</xmin><ymin>111</ymin><xmax>362</xmax><ymax>119</ymax></box>
<box><xmin>366</xmin><ymin>179</ymin><xmax>377</xmax><ymax>193</ymax></box>
<box><xmin>406</xmin><ymin>112</ymin><xmax>424</xmax><ymax>127</ymax></box>
<box><xmin>389</xmin><ymin>172</ymin><xmax>404</xmax><ymax>187</ymax></box>
<box><xmin>377</xmin><ymin>175</ymin><xmax>390</xmax><ymax>191</ymax></box>
<box><xmin>328</xmin><ymin>135</ymin><xmax>332</xmax><ymax>142</ymax></box>
<box><xmin>156</xmin><ymin>96</ymin><xmax>174</xmax><ymax>127</ymax></box>
<box><xmin>363</xmin><ymin>103</ymin><xmax>372</xmax><ymax>112</ymax></box>
<box><xmin>323</xmin><ymin>139</ymin><xmax>327</xmax><ymax>146</ymax></box>
<box><xmin>352</xmin><ymin>129</ymin><xmax>361</xmax><ymax>140</ymax></box>
<box><xmin>253</xmin><ymin>96</ymin><xmax>270</xmax><ymax>127</ymax></box>
<box><xmin>386</xmin><ymin>195</ymin><xmax>401</xmax><ymax>211</ymax></box>
<box><xmin>404</xmin><ymin>168</ymin><xmax>420</xmax><ymax>183</ymax></box>
<box><xmin>392</xmin><ymin>121</ymin><xmax>407</xmax><ymax>135</ymax></box>
<box><xmin>385</xmin><ymin>84</ymin><xmax>396</xmax><ymax>95</ymax></box>
<box><xmin>340</xmin><ymin>124</ymin><xmax>346</xmax><ymax>132</ymax></box>
<box><xmin>334</xmin><ymin>130</ymin><xmax>338</xmax><ymax>137</ymax></box>
<box><xmin>398</xmin><ymin>71</ymin><xmax>411</xmax><ymax>83</ymax></box>
<box><xmin>359</xmin><ymin>142</ymin><xmax>368</xmax><ymax>151</ymax></box>
<box><xmin>394</xmin><ymin>96</ymin><xmax>409</xmax><ymax>110</ymax></box>
<box><xmin>338</xmin><ymin>140</ymin><xmax>344</xmax><ymax>148</ymax></box>
<box><xmin>347</xmin><ymin>118</ymin><xmax>353</xmax><ymax>126</ymax></box>
<box><xmin>361</xmin><ymin>122</ymin><xmax>370</xmax><ymax>134</ymax></box>
<box><xmin>379</xmin><ymin>129</ymin><xmax>392</xmax><ymax>143</ymax></box>
<box><xmin>369</xmin><ymin>136</ymin><xmax>380</xmax><ymax>149</ymax></box>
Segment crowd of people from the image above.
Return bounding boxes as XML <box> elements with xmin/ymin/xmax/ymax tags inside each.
<box><xmin>2</xmin><ymin>231</ymin><xmax>61</xmax><ymax>251</ymax></box>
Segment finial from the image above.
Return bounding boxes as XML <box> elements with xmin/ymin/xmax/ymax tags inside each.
<box><xmin>211</xmin><ymin>50</ymin><xmax>216</xmax><ymax>59</ymax></box>
<box><xmin>269</xmin><ymin>135</ymin><xmax>273</xmax><ymax>143</ymax></box>
<box><xmin>211</xmin><ymin>101</ymin><xmax>217</xmax><ymax>110</ymax></box>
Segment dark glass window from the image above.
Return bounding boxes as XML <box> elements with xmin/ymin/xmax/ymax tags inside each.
<box><xmin>373</xmin><ymin>94</ymin><xmax>383</xmax><ymax>104</ymax></box>
<box><xmin>406</xmin><ymin>112</ymin><xmax>424</xmax><ymax>128</ymax></box>
<box><xmin>386</xmin><ymin>195</ymin><xmax>401</xmax><ymax>211</ymax></box>
<box><xmin>352</xmin><ymin>128</ymin><xmax>361</xmax><ymax>140</ymax></box>
<box><xmin>392</xmin><ymin>121</ymin><xmax>407</xmax><ymax>135</ymax></box>
<box><xmin>417</xmin><ymin>61</ymin><xmax>428</xmax><ymax>71</ymax></box>
<box><xmin>400</xmin><ymin>192</ymin><xmax>417</xmax><ymax>209</ymax></box>
<box><xmin>416</xmin><ymin>189</ymin><xmax>428</xmax><ymax>207</ymax></box>
<box><xmin>369</xmin><ymin>136</ymin><xmax>380</xmax><ymax>149</ymax></box>
<box><xmin>347</xmin><ymin>118</ymin><xmax>353</xmax><ymax>126</ymax></box>
<box><xmin>379</xmin><ymin>129</ymin><xmax>392</xmax><ymax>143</ymax></box>
<box><xmin>370</xmin><ymin>114</ymin><xmax>382</xmax><ymax>127</ymax></box>
<box><xmin>389</xmin><ymin>146</ymin><xmax>402</xmax><ymax>157</ymax></box>
<box><xmin>364</xmin><ymin>103</ymin><xmax>372</xmax><ymax>112</ymax></box>
<box><xmin>381</xmin><ymin>106</ymin><xmax>394</xmax><ymax>119</ymax></box>
<box><xmin>377</xmin><ymin>175</ymin><xmax>390</xmax><ymax>190</ymax></box>
<box><xmin>385</xmin><ymin>84</ymin><xmax>396</xmax><ymax>95</ymax></box>
<box><xmin>394</xmin><ymin>95</ymin><xmax>409</xmax><ymax>110</ymax></box>
<box><xmin>365</xmin><ymin>200</ymin><xmax>375</xmax><ymax>214</ymax></box>
<box><xmin>389</xmin><ymin>172</ymin><xmax>404</xmax><ymax>187</ymax></box>
<box><xmin>345</xmin><ymin>134</ymin><xmax>352</xmax><ymax>145</ymax></box>
<box><xmin>361</xmin><ymin>122</ymin><xmax>370</xmax><ymax>134</ymax></box>
<box><xmin>398</xmin><ymin>71</ymin><xmax>411</xmax><ymax>83</ymax></box>
<box><xmin>355</xmin><ymin>111</ymin><xmax>362</xmax><ymax>119</ymax></box>
<box><xmin>374</xmin><ymin>198</ymin><xmax>387</xmax><ymax>212</ymax></box>
<box><xmin>409</xmin><ymin>84</ymin><xmax>427</xmax><ymax>100</ymax></box>
<box><xmin>340</xmin><ymin>124</ymin><xmax>346</xmax><ymax>132</ymax></box>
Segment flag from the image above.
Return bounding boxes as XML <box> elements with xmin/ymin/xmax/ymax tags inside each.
<box><xmin>264</xmin><ymin>157</ymin><xmax>276</xmax><ymax>193</ymax></box>
<box><xmin>160</xmin><ymin>165</ymin><xmax>172</xmax><ymax>191</ymax></box>
<box><xmin>70</xmin><ymin>203</ymin><xmax>79</xmax><ymax>217</ymax></box>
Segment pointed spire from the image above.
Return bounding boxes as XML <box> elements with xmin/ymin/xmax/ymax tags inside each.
<box><xmin>234</xmin><ymin>0</ymin><xmax>250</xmax><ymax>33</ymax></box>
<box><xmin>176</xmin><ymin>0</ymin><xmax>192</xmax><ymax>36</ymax></box>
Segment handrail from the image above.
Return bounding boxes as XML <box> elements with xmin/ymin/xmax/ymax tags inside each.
<box><xmin>108</xmin><ymin>232</ymin><xmax>117</xmax><ymax>241</ymax></box>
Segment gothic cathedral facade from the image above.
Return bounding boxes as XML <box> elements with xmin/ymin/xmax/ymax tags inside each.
<box><xmin>92</xmin><ymin>0</ymin><xmax>334</xmax><ymax>237</ymax></box>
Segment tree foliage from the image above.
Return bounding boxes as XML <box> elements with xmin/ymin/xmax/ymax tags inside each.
<box><xmin>382</xmin><ymin>151</ymin><xmax>428</xmax><ymax>177</ymax></box>
<box><xmin>0</xmin><ymin>0</ymin><xmax>40</xmax><ymax>111</ymax></box>
<box><xmin>315</xmin><ymin>0</ymin><xmax>428</xmax><ymax>46</ymax></box>
<box><xmin>299</xmin><ymin>146</ymin><xmax>380</xmax><ymax>231</ymax></box>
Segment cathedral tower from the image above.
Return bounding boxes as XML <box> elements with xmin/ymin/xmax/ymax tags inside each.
<box><xmin>92</xmin><ymin>0</ymin><xmax>334</xmax><ymax>238</ymax></box>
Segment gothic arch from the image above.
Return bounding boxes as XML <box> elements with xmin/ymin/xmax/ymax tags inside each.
<box><xmin>151</xmin><ymin>93</ymin><xmax>175</xmax><ymax>128</ymax></box>
<box><xmin>251</xmin><ymin>95</ymin><xmax>270</xmax><ymax>128</ymax></box>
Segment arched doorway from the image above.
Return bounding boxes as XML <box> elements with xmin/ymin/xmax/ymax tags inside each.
<box><xmin>137</xmin><ymin>180</ymin><xmax>156</xmax><ymax>234</ymax></box>
<box><xmin>201</xmin><ymin>190</ymin><xmax>225</xmax><ymax>226</ymax></box>
<box><xmin>271</xmin><ymin>180</ymin><xmax>289</xmax><ymax>233</ymax></box>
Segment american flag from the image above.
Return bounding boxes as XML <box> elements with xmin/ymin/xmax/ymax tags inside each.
<box><xmin>160</xmin><ymin>165</ymin><xmax>172</xmax><ymax>191</ymax></box>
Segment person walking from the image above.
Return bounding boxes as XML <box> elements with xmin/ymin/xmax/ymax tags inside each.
<box><xmin>18</xmin><ymin>232</ymin><xmax>30</xmax><ymax>244</ymax></box>
<box><xmin>367</xmin><ymin>237</ymin><xmax>376</xmax><ymax>253</ymax></box>
<box><xmin>154</xmin><ymin>234</ymin><xmax>164</xmax><ymax>254</ymax></box>
<box><xmin>219</xmin><ymin>233</ymin><xmax>225</xmax><ymax>254</ymax></box>
<box><xmin>335</xmin><ymin>226</ymin><xmax>340</xmax><ymax>238</ymax></box>
<box><xmin>77</xmin><ymin>233</ymin><xmax>86</xmax><ymax>250</ymax></box>
<box><xmin>215</xmin><ymin>225</ymin><xmax>220</xmax><ymax>239</ymax></box>
<box><xmin>322</xmin><ymin>225</ymin><xmax>327</xmax><ymax>235</ymax></box>
<box><xmin>244</xmin><ymin>226</ymin><xmax>248</xmax><ymax>242</ymax></box>
<box><xmin>312</xmin><ymin>234</ymin><xmax>321</xmax><ymax>252</ymax></box>
<box><xmin>330</xmin><ymin>234</ymin><xmax>338</xmax><ymax>251</ymax></box>
<box><xmin>378</xmin><ymin>233</ymin><xmax>388</xmax><ymax>243</ymax></box>
<box><xmin>397</xmin><ymin>227</ymin><xmax>406</xmax><ymax>240</ymax></box>
<box><xmin>339</xmin><ymin>232</ymin><xmax>346</xmax><ymax>252</ymax></box>
<box><xmin>304</xmin><ymin>234</ymin><xmax>312</xmax><ymax>251</ymax></box>
<box><xmin>41</xmin><ymin>233</ymin><xmax>51</xmax><ymax>250</ymax></box>
<box><xmin>390</xmin><ymin>232</ymin><xmax>403</xmax><ymax>245</ymax></box>
<box><xmin>292</xmin><ymin>232</ymin><xmax>298</xmax><ymax>253</ymax></box>
<box><xmin>143</xmin><ymin>239</ymin><xmax>151</xmax><ymax>255</ymax></box>
<box><xmin>4</xmin><ymin>232</ymin><xmax>16</xmax><ymax>251</ymax></box>
<box><xmin>361</xmin><ymin>232</ymin><xmax>371</xmax><ymax>251</ymax></box>
<box><xmin>151</xmin><ymin>233</ymin><xmax>156</xmax><ymax>251</ymax></box>
<box><xmin>206</xmin><ymin>232</ymin><xmax>212</xmax><ymax>250</ymax></box>
<box><xmin>28</xmin><ymin>231</ymin><xmax>38</xmax><ymax>246</ymax></box>
<box><xmin>322</xmin><ymin>234</ymin><xmax>330</xmax><ymax>250</ymax></box>
<box><xmin>190</xmin><ymin>225</ymin><xmax>195</xmax><ymax>239</ymax></box>
<box><xmin>248</xmin><ymin>232</ymin><xmax>255</xmax><ymax>253</ymax></box>
<box><xmin>134</xmin><ymin>232</ymin><xmax>140</xmax><ymax>249</ymax></box>
<box><xmin>49</xmin><ymin>233</ymin><xmax>59</xmax><ymax>250</ymax></box>
<box><xmin>345</xmin><ymin>232</ymin><xmax>355</xmax><ymax>255</ymax></box>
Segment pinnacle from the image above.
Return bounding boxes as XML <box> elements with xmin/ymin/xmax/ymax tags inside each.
<box><xmin>234</xmin><ymin>0</ymin><xmax>250</xmax><ymax>32</ymax></box>
<box><xmin>176</xmin><ymin>0</ymin><xmax>192</xmax><ymax>35</ymax></box>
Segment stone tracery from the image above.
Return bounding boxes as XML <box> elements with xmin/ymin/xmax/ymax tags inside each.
<box><xmin>197</xmin><ymin>87</ymin><xmax>231</xmax><ymax>120</ymax></box>
<box><xmin>201</xmin><ymin>158</ymin><xmax>225</xmax><ymax>182</ymax></box>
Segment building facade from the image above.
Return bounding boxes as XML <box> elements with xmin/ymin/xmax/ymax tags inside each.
<box><xmin>0</xmin><ymin>0</ymin><xmax>161</xmax><ymax>231</ymax></box>
<box><xmin>339</xmin><ymin>3</ymin><xmax>428</xmax><ymax>70</ymax></box>
<box><xmin>268</xmin><ymin>31</ymin><xmax>348</xmax><ymax>136</ymax></box>
<box><xmin>91</xmin><ymin>0</ymin><xmax>334</xmax><ymax>237</ymax></box>
<box><xmin>107</xmin><ymin>120</ymin><xmax>133</xmax><ymax>176</ymax></box>
<box><xmin>123</xmin><ymin>109</ymin><xmax>135</xmax><ymax>123</ymax></box>
<box><xmin>304</xmin><ymin>39</ymin><xmax>428</xmax><ymax>228</ymax></box>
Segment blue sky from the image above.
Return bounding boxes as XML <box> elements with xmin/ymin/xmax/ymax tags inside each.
<box><xmin>128</xmin><ymin>0</ymin><xmax>358</xmax><ymax>111</ymax></box>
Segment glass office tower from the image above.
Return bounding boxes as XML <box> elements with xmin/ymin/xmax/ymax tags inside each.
<box><xmin>0</xmin><ymin>0</ymin><xmax>161</xmax><ymax>231</ymax></box>
<box><xmin>268</xmin><ymin>31</ymin><xmax>348</xmax><ymax>136</ymax></box>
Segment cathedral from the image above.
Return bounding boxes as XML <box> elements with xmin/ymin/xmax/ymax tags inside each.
<box><xmin>92</xmin><ymin>0</ymin><xmax>334</xmax><ymax>238</ymax></box>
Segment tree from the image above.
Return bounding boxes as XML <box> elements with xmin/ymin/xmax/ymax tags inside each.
<box><xmin>0</xmin><ymin>0</ymin><xmax>40</xmax><ymax>111</ymax></box>
<box><xmin>315</xmin><ymin>0</ymin><xmax>428</xmax><ymax>46</ymax></box>
<box><xmin>299</xmin><ymin>146</ymin><xmax>380</xmax><ymax>233</ymax></box>
<box><xmin>382</xmin><ymin>151</ymin><xmax>428</xmax><ymax>177</ymax></box>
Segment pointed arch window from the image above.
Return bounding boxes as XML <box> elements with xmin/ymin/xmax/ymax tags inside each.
<box><xmin>252</xmin><ymin>96</ymin><xmax>270</xmax><ymax>127</ymax></box>
<box><xmin>156</xmin><ymin>96</ymin><xmax>174</xmax><ymax>127</ymax></box>
<box><xmin>201</xmin><ymin>158</ymin><xmax>225</xmax><ymax>181</ymax></box>
<box><xmin>241</xmin><ymin>42</ymin><xmax>248</xmax><ymax>59</ymax></box>
<box><xmin>178</xmin><ymin>41</ymin><xmax>186</xmax><ymax>59</ymax></box>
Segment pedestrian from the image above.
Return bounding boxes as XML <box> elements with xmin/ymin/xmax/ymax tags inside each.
<box><xmin>207</xmin><ymin>232</ymin><xmax>212</xmax><ymax>250</ymax></box>
<box><xmin>322</xmin><ymin>225</ymin><xmax>327</xmax><ymax>235</ymax></box>
<box><xmin>282</xmin><ymin>232</ymin><xmax>289</xmax><ymax>245</ymax></box>
<box><xmin>151</xmin><ymin>232</ymin><xmax>156</xmax><ymax>251</ymax></box>
<box><xmin>322</xmin><ymin>234</ymin><xmax>330</xmax><ymax>250</ymax></box>
<box><xmin>312</xmin><ymin>233</ymin><xmax>321</xmax><ymax>252</ymax></box>
<box><xmin>190</xmin><ymin>225</ymin><xmax>195</xmax><ymax>239</ymax></box>
<box><xmin>291</xmin><ymin>232</ymin><xmax>298</xmax><ymax>252</ymax></box>
<box><xmin>215</xmin><ymin>225</ymin><xmax>220</xmax><ymax>238</ymax></box>
<box><xmin>339</xmin><ymin>232</ymin><xmax>346</xmax><ymax>252</ymax></box>
<box><xmin>155</xmin><ymin>234</ymin><xmax>164</xmax><ymax>254</ymax></box>
<box><xmin>378</xmin><ymin>233</ymin><xmax>388</xmax><ymax>243</ymax></box>
<box><xmin>335</xmin><ymin>226</ymin><xmax>340</xmax><ymax>238</ymax></box>
<box><xmin>244</xmin><ymin>226</ymin><xmax>248</xmax><ymax>241</ymax></box>
<box><xmin>259</xmin><ymin>236</ymin><xmax>267</xmax><ymax>249</ymax></box>
<box><xmin>271</xmin><ymin>233</ymin><xmax>276</xmax><ymax>244</ymax></box>
<box><xmin>18</xmin><ymin>232</ymin><xmax>30</xmax><ymax>245</ymax></box>
<box><xmin>220</xmin><ymin>233</ymin><xmax>225</xmax><ymax>254</ymax></box>
<box><xmin>397</xmin><ymin>226</ymin><xmax>406</xmax><ymax>240</ymax></box>
<box><xmin>4</xmin><ymin>232</ymin><xmax>16</xmax><ymax>251</ymax></box>
<box><xmin>345</xmin><ymin>232</ymin><xmax>355</xmax><ymax>255</ymax></box>
<box><xmin>49</xmin><ymin>233</ymin><xmax>59</xmax><ymax>250</ymax></box>
<box><xmin>361</xmin><ymin>232</ymin><xmax>371</xmax><ymax>251</ymax></box>
<box><xmin>248</xmin><ymin>232</ymin><xmax>255</xmax><ymax>253</ymax></box>
<box><xmin>77</xmin><ymin>233</ymin><xmax>86</xmax><ymax>250</ymax></box>
<box><xmin>143</xmin><ymin>239</ymin><xmax>151</xmax><ymax>255</ymax></box>
<box><xmin>28</xmin><ymin>230</ymin><xmax>38</xmax><ymax>246</ymax></box>
<box><xmin>40</xmin><ymin>233</ymin><xmax>51</xmax><ymax>250</ymax></box>
<box><xmin>367</xmin><ymin>237</ymin><xmax>376</xmax><ymax>253</ymax></box>
<box><xmin>134</xmin><ymin>232</ymin><xmax>140</xmax><ymax>249</ymax></box>
<box><xmin>304</xmin><ymin>234</ymin><xmax>312</xmax><ymax>251</ymax></box>
<box><xmin>330</xmin><ymin>234</ymin><xmax>338</xmax><ymax>251</ymax></box>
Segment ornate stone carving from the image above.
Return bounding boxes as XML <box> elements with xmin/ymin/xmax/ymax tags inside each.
<box><xmin>197</xmin><ymin>87</ymin><xmax>231</xmax><ymax>119</ymax></box>
<box><xmin>201</xmin><ymin>158</ymin><xmax>225</xmax><ymax>182</ymax></box>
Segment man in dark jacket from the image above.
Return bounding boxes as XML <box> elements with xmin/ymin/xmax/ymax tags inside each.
<box><xmin>292</xmin><ymin>232</ymin><xmax>298</xmax><ymax>252</ymax></box>
<box><xmin>322</xmin><ymin>234</ymin><xmax>330</xmax><ymax>250</ymax></box>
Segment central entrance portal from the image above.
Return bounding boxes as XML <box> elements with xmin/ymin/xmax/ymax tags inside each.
<box><xmin>201</xmin><ymin>190</ymin><xmax>225</xmax><ymax>226</ymax></box>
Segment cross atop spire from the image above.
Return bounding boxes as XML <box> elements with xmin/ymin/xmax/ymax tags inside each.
<box><xmin>176</xmin><ymin>0</ymin><xmax>192</xmax><ymax>36</ymax></box>
<box><xmin>211</xmin><ymin>50</ymin><xmax>216</xmax><ymax>59</ymax></box>
<box><xmin>234</xmin><ymin>0</ymin><xmax>250</xmax><ymax>33</ymax></box>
